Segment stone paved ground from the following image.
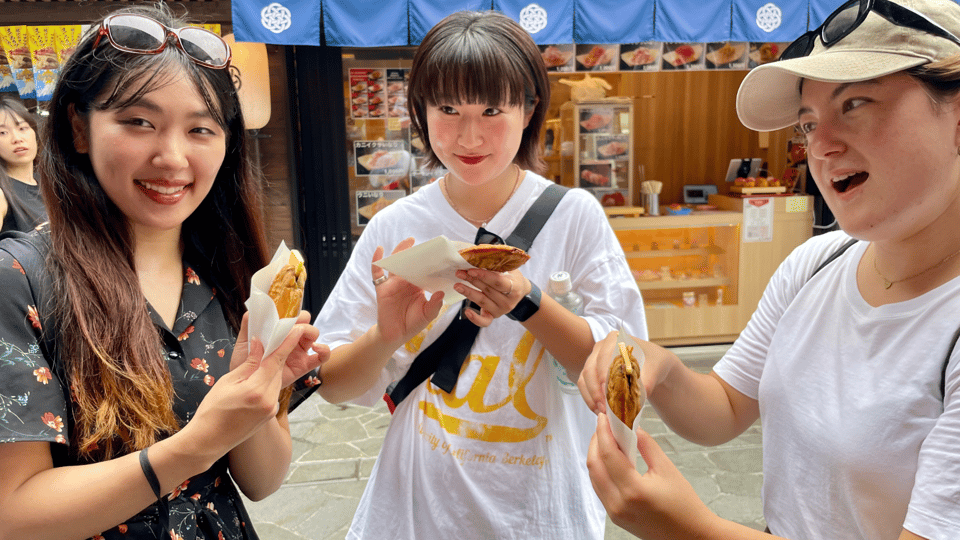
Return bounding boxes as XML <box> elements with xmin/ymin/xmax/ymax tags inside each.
<box><xmin>244</xmin><ymin>344</ymin><xmax>764</xmax><ymax>539</ymax></box>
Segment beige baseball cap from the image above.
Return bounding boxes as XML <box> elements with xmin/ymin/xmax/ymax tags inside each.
<box><xmin>736</xmin><ymin>0</ymin><xmax>960</xmax><ymax>132</ymax></box>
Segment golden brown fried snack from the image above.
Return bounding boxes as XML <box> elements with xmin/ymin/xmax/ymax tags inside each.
<box><xmin>458</xmin><ymin>244</ymin><xmax>530</xmax><ymax>272</ymax></box>
<box><xmin>268</xmin><ymin>250</ymin><xmax>306</xmax><ymax>318</ymax></box>
<box><xmin>606</xmin><ymin>342</ymin><xmax>643</xmax><ymax>426</ymax></box>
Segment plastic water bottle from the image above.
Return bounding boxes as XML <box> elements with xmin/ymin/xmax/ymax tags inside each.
<box><xmin>547</xmin><ymin>271</ymin><xmax>583</xmax><ymax>394</ymax></box>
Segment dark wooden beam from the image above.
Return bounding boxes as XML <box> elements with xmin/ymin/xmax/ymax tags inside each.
<box><xmin>0</xmin><ymin>1</ymin><xmax>233</xmax><ymax>26</ymax></box>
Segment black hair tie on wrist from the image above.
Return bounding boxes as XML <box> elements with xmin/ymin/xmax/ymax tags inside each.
<box><xmin>139</xmin><ymin>448</ymin><xmax>170</xmax><ymax>534</ymax></box>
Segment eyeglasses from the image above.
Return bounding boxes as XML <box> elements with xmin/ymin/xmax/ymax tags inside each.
<box><xmin>780</xmin><ymin>0</ymin><xmax>960</xmax><ymax>60</ymax></box>
<box><xmin>92</xmin><ymin>13</ymin><xmax>231</xmax><ymax>69</ymax></box>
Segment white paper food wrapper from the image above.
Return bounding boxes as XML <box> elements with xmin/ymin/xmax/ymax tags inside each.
<box><xmin>373</xmin><ymin>235</ymin><xmax>477</xmax><ymax>305</ymax></box>
<box><xmin>245</xmin><ymin>241</ymin><xmax>303</xmax><ymax>357</ymax></box>
<box><xmin>606</xmin><ymin>328</ymin><xmax>647</xmax><ymax>466</ymax></box>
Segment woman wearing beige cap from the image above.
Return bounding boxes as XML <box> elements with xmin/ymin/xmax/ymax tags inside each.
<box><xmin>580</xmin><ymin>0</ymin><xmax>960</xmax><ymax>538</ymax></box>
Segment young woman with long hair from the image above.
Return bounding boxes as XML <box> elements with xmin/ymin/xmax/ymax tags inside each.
<box><xmin>0</xmin><ymin>96</ymin><xmax>46</xmax><ymax>233</ymax></box>
<box><xmin>0</xmin><ymin>4</ymin><xmax>326</xmax><ymax>539</ymax></box>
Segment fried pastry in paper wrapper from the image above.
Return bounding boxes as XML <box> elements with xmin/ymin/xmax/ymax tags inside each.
<box><xmin>245</xmin><ymin>241</ymin><xmax>305</xmax><ymax>357</ymax></box>
<box><xmin>605</xmin><ymin>329</ymin><xmax>646</xmax><ymax>465</ymax></box>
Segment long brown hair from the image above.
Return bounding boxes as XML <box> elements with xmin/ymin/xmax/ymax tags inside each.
<box><xmin>407</xmin><ymin>11</ymin><xmax>551</xmax><ymax>173</ymax></box>
<box><xmin>38</xmin><ymin>3</ymin><xmax>269</xmax><ymax>461</ymax></box>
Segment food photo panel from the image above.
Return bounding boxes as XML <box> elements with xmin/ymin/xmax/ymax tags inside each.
<box><xmin>385</xmin><ymin>68</ymin><xmax>408</xmax><ymax>118</ymax></box>
<box><xmin>356</xmin><ymin>190</ymin><xmax>405</xmax><ymax>226</ymax></box>
<box><xmin>705</xmin><ymin>42</ymin><xmax>747</xmax><ymax>70</ymax></box>
<box><xmin>660</xmin><ymin>42</ymin><xmax>705</xmax><ymax>70</ymax></box>
<box><xmin>595</xmin><ymin>135</ymin><xmax>629</xmax><ymax>159</ymax></box>
<box><xmin>619</xmin><ymin>42</ymin><xmax>661</xmax><ymax>72</ymax></box>
<box><xmin>540</xmin><ymin>44</ymin><xmax>575</xmax><ymax>72</ymax></box>
<box><xmin>748</xmin><ymin>42</ymin><xmax>789</xmax><ymax>68</ymax></box>
<box><xmin>354</xmin><ymin>140</ymin><xmax>409</xmax><ymax>177</ymax></box>
<box><xmin>579</xmin><ymin>107</ymin><xmax>614</xmax><ymax>134</ymax></box>
<box><xmin>575</xmin><ymin>44</ymin><xmax>619</xmax><ymax>71</ymax></box>
<box><xmin>578</xmin><ymin>163</ymin><xmax>612</xmax><ymax>189</ymax></box>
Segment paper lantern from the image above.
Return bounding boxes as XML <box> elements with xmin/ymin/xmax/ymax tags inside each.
<box><xmin>223</xmin><ymin>34</ymin><xmax>271</xmax><ymax>130</ymax></box>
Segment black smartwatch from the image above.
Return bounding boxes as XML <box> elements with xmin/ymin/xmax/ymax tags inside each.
<box><xmin>507</xmin><ymin>281</ymin><xmax>541</xmax><ymax>322</ymax></box>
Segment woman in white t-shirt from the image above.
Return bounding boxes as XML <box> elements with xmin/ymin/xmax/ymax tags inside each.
<box><xmin>581</xmin><ymin>1</ymin><xmax>960</xmax><ymax>539</ymax></box>
<box><xmin>312</xmin><ymin>10</ymin><xmax>646</xmax><ymax>540</ymax></box>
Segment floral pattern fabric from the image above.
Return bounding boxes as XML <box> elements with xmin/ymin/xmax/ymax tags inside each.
<box><xmin>0</xmin><ymin>242</ymin><xmax>318</xmax><ymax>540</ymax></box>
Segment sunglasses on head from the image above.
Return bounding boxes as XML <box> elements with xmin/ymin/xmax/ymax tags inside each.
<box><xmin>780</xmin><ymin>0</ymin><xmax>960</xmax><ymax>61</ymax></box>
<box><xmin>92</xmin><ymin>13</ymin><xmax>231</xmax><ymax>69</ymax></box>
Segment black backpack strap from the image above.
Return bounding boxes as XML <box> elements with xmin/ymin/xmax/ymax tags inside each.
<box><xmin>384</xmin><ymin>184</ymin><xmax>569</xmax><ymax>412</ymax></box>
<box><xmin>504</xmin><ymin>184</ymin><xmax>568</xmax><ymax>252</ymax></box>
<box><xmin>942</xmin><ymin>327</ymin><xmax>960</xmax><ymax>401</ymax></box>
<box><xmin>809</xmin><ymin>238</ymin><xmax>859</xmax><ymax>280</ymax></box>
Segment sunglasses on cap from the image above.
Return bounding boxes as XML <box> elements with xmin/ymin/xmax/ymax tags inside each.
<box><xmin>780</xmin><ymin>0</ymin><xmax>960</xmax><ymax>61</ymax></box>
<box><xmin>92</xmin><ymin>13</ymin><xmax>231</xmax><ymax>69</ymax></box>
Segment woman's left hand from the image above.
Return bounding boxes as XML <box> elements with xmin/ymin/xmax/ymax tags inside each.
<box><xmin>231</xmin><ymin>312</ymin><xmax>327</xmax><ymax>388</ymax></box>
<box><xmin>587</xmin><ymin>412</ymin><xmax>719</xmax><ymax>540</ymax></box>
<box><xmin>453</xmin><ymin>267</ymin><xmax>527</xmax><ymax>326</ymax></box>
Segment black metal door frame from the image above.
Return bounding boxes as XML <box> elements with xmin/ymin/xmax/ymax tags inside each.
<box><xmin>286</xmin><ymin>45</ymin><xmax>352</xmax><ymax>315</ymax></box>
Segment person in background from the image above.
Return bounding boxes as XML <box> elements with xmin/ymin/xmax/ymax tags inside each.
<box><xmin>581</xmin><ymin>0</ymin><xmax>960</xmax><ymax>539</ymax></box>
<box><xmin>0</xmin><ymin>96</ymin><xmax>46</xmax><ymax>233</ymax></box>
<box><xmin>0</xmin><ymin>4</ymin><xmax>326</xmax><ymax>539</ymax></box>
<box><xmin>312</xmin><ymin>10</ymin><xmax>647</xmax><ymax>539</ymax></box>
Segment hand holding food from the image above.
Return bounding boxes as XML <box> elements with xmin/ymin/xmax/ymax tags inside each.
<box><xmin>459</xmin><ymin>244</ymin><xmax>530</xmax><ymax>272</ymax></box>
<box><xmin>606</xmin><ymin>342</ymin><xmax>643</xmax><ymax>426</ymax></box>
<box><xmin>268</xmin><ymin>250</ymin><xmax>306</xmax><ymax>318</ymax></box>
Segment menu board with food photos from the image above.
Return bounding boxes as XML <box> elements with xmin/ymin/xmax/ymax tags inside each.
<box><xmin>575</xmin><ymin>44</ymin><xmax>620</xmax><ymax>72</ymax></box>
<box><xmin>619</xmin><ymin>42</ymin><xmax>660</xmax><ymax>72</ymax></box>
<box><xmin>349</xmin><ymin>68</ymin><xmax>388</xmax><ymax>119</ymax></box>
<box><xmin>539</xmin><ymin>44</ymin><xmax>575</xmax><ymax>72</ymax></box>
<box><xmin>573</xmin><ymin>99</ymin><xmax>634</xmax><ymax>207</ymax></box>
<box><xmin>535</xmin><ymin>40</ymin><xmax>789</xmax><ymax>74</ymax></box>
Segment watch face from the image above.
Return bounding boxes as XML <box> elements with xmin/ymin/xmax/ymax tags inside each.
<box><xmin>508</xmin><ymin>283</ymin><xmax>541</xmax><ymax>322</ymax></box>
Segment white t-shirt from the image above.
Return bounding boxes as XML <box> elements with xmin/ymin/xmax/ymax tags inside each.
<box><xmin>714</xmin><ymin>231</ymin><xmax>960</xmax><ymax>540</ymax></box>
<box><xmin>314</xmin><ymin>173</ymin><xmax>647</xmax><ymax>540</ymax></box>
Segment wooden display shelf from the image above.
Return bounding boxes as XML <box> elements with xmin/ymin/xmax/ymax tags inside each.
<box><xmin>636</xmin><ymin>277</ymin><xmax>730</xmax><ymax>290</ymax></box>
<box><xmin>729</xmin><ymin>186</ymin><xmax>787</xmax><ymax>195</ymax></box>
<box><xmin>605</xmin><ymin>206</ymin><xmax>645</xmax><ymax>218</ymax></box>
<box><xmin>625</xmin><ymin>245</ymin><xmax>724</xmax><ymax>258</ymax></box>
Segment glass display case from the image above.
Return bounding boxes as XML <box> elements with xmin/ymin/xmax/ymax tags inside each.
<box><xmin>546</xmin><ymin>98</ymin><xmax>634</xmax><ymax>205</ymax></box>
<box><xmin>609</xmin><ymin>212</ymin><xmax>745</xmax><ymax>345</ymax></box>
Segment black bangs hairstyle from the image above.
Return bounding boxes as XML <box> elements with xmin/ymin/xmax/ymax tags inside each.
<box><xmin>408</xmin><ymin>10</ymin><xmax>550</xmax><ymax>173</ymax></box>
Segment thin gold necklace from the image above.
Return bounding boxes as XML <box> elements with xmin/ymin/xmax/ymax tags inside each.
<box><xmin>873</xmin><ymin>244</ymin><xmax>960</xmax><ymax>289</ymax></box>
<box><xmin>441</xmin><ymin>165</ymin><xmax>522</xmax><ymax>227</ymax></box>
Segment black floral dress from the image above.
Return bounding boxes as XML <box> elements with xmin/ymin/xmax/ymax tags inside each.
<box><xmin>0</xmin><ymin>238</ymin><xmax>319</xmax><ymax>540</ymax></box>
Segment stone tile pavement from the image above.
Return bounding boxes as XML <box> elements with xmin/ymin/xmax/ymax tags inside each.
<box><xmin>243</xmin><ymin>344</ymin><xmax>765</xmax><ymax>539</ymax></box>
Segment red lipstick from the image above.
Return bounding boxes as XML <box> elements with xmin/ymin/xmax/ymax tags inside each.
<box><xmin>457</xmin><ymin>155</ymin><xmax>486</xmax><ymax>165</ymax></box>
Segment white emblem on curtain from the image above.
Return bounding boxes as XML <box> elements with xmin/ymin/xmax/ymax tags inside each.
<box><xmin>519</xmin><ymin>4</ymin><xmax>548</xmax><ymax>34</ymax></box>
<box><xmin>261</xmin><ymin>2</ymin><xmax>293</xmax><ymax>34</ymax></box>
<box><xmin>756</xmin><ymin>3</ymin><xmax>783</xmax><ymax>32</ymax></box>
